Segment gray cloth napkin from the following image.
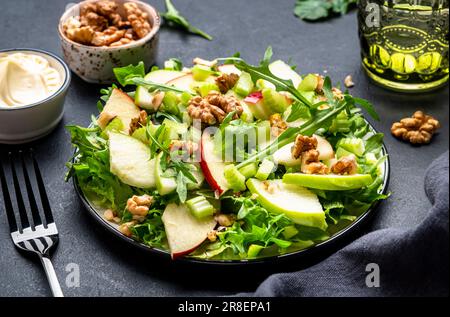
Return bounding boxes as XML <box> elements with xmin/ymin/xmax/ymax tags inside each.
<box><xmin>241</xmin><ymin>151</ymin><xmax>449</xmax><ymax>297</ymax></box>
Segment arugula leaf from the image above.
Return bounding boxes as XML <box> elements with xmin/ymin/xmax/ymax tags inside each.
<box><xmin>113</xmin><ymin>62</ymin><xmax>145</xmax><ymax>87</ymax></box>
<box><xmin>351</xmin><ymin>97</ymin><xmax>380</xmax><ymax>121</ymax></box>
<box><xmin>146</xmin><ymin>123</ymin><xmax>197</xmax><ymax>184</ymax></box>
<box><xmin>286</xmin><ymin>101</ymin><xmax>312</xmax><ymax>122</ymax></box>
<box><xmin>364</xmin><ymin>133</ymin><xmax>384</xmax><ymax>154</ymax></box>
<box><xmin>218</xmin><ymin>47</ymin><xmax>313</xmax><ymax>107</ymax></box>
<box><xmin>161</xmin><ymin>0</ymin><xmax>213</xmax><ymax>41</ymax></box>
<box><xmin>294</xmin><ymin>0</ymin><xmax>357</xmax><ymax>21</ymax></box>
<box><xmin>176</xmin><ymin>172</ymin><xmax>188</xmax><ymax>203</ymax></box>
<box><xmin>126</xmin><ymin>77</ymin><xmax>193</xmax><ymax>95</ymax></box>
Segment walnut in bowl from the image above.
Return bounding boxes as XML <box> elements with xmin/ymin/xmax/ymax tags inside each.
<box><xmin>58</xmin><ymin>0</ymin><xmax>160</xmax><ymax>83</ymax></box>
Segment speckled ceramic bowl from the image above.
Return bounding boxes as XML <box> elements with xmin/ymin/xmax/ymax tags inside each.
<box><xmin>58</xmin><ymin>0</ymin><xmax>160</xmax><ymax>84</ymax></box>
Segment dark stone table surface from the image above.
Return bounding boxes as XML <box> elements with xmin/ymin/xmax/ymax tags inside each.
<box><xmin>0</xmin><ymin>0</ymin><xmax>448</xmax><ymax>296</ymax></box>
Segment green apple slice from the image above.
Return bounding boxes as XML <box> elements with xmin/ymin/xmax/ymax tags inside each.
<box><xmin>109</xmin><ymin>132</ymin><xmax>156</xmax><ymax>188</ymax></box>
<box><xmin>283</xmin><ymin>173</ymin><xmax>373</xmax><ymax>191</ymax></box>
<box><xmin>246</xmin><ymin>179</ymin><xmax>327</xmax><ymax>230</ymax></box>
<box><xmin>269</xmin><ymin>60</ymin><xmax>302</xmax><ymax>88</ymax></box>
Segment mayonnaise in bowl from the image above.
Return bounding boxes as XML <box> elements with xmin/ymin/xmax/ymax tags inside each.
<box><xmin>0</xmin><ymin>52</ymin><xmax>62</xmax><ymax>107</ymax></box>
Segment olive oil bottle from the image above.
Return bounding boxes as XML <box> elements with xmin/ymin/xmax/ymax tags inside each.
<box><xmin>358</xmin><ymin>0</ymin><xmax>449</xmax><ymax>92</ymax></box>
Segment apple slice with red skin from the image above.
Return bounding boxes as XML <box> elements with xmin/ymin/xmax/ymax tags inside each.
<box><xmin>200</xmin><ymin>132</ymin><xmax>230</xmax><ymax>196</ymax></box>
<box><xmin>166</xmin><ymin>74</ymin><xmax>196</xmax><ymax>92</ymax></box>
<box><xmin>243</xmin><ymin>91</ymin><xmax>273</xmax><ymax>120</ymax></box>
<box><xmin>162</xmin><ymin>203</ymin><xmax>217</xmax><ymax>259</ymax></box>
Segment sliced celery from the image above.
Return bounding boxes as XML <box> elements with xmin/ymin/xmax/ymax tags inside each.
<box><xmin>282</xmin><ymin>225</ymin><xmax>299</xmax><ymax>239</ymax></box>
<box><xmin>186</xmin><ymin>196</ymin><xmax>215</xmax><ymax>219</ymax></box>
<box><xmin>247</xmin><ymin>244</ymin><xmax>264</xmax><ymax>258</ymax></box>
<box><xmin>223</xmin><ymin>164</ymin><xmax>247</xmax><ymax>192</ymax></box>
<box><xmin>196</xmin><ymin>82</ymin><xmax>220</xmax><ymax>97</ymax></box>
<box><xmin>338</xmin><ymin>138</ymin><xmax>366</xmax><ymax>157</ymax></box>
<box><xmin>238</xmin><ymin>162</ymin><xmax>258</xmax><ymax>179</ymax></box>
<box><xmin>161</xmin><ymin>91</ymin><xmax>180</xmax><ymax>116</ymax></box>
<box><xmin>262</xmin><ymin>88</ymin><xmax>289</xmax><ymax>113</ymax></box>
<box><xmin>297</xmin><ymin>73</ymin><xmax>318</xmax><ymax>91</ymax></box>
<box><xmin>233</xmin><ymin>71</ymin><xmax>254</xmax><ymax>97</ymax></box>
<box><xmin>192</xmin><ymin>65</ymin><xmax>214</xmax><ymax>81</ymax></box>
<box><xmin>255</xmin><ymin>159</ymin><xmax>275</xmax><ymax>180</ymax></box>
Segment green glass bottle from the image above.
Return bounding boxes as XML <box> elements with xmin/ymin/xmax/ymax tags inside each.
<box><xmin>358</xmin><ymin>0</ymin><xmax>449</xmax><ymax>92</ymax></box>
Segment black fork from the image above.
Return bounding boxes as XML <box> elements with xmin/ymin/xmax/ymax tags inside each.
<box><xmin>0</xmin><ymin>150</ymin><xmax>63</xmax><ymax>297</ymax></box>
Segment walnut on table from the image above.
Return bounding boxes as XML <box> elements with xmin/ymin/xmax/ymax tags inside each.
<box><xmin>391</xmin><ymin>111</ymin><xmax>440</xmax><ymax>144</ymax></box>
<box><xmin>187</xmin><ymin>91</ymin><xmax>243</xmax><ymax>125</ymax></box>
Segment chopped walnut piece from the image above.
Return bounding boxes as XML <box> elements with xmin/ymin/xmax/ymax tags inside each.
<box><xmin>80</xmin><ymin>11</ymin><xmax>108</xmax><ymax>31</ymax></box>
<box><xmin>64</xmin><ymin>1</ymin><xmax>151</xmax><ymax>47</ymax></box>
<box><xmin>344</xmin><ymin>75</ymin><xmax>355</xmax><ymax>88</ymax></box>
<box><xmin>332</xmin><ymin>87</ymin><xmax>344</xmax><ymax>100</ymax></box>
<box><xmin>302</xmin><ymin>162</ymin><xmax>330</xmax><ymax>175</ymax></box>
<box><xmin>207</xmin><ymin>230</ymin><xmax>217</xmax><ymax>242</ymax></box>
<box><xmin>331</xmin><ymin>155</ymin><xmax>358</xmax><ymax>175</ymax></box>
<box><xmin>187</xmin><ymin>91</ymin><xmax>243</xmax><ymax>125</ymax></box>
<box><xmin>91</xmin><ymin>27</ymin><xmax>126</xmax><ymax>46</ymax></box>
<box><xmin>124</xmin><ymin>2</ymin><xmax>151</xmax><ymax>39</ymax></box>
<box><xmin>300</xmin><ymin>150</ymin><xmax>329</xmax><ymax>174</ymax></box>
<box><xmin>129</xmin><ymin>110</ymin><xmax>148</xmax><ymax>134</ymax></box>
<box><xmin>215</xmin><ymin>214</ymin><xmax>236</xmax><ymax>227</ymax></box>
<box><xmin>391</xmin><ymin>111</ymin><xmax>440</xmax><ymax>144</ymax></box>
<box><xmin>169</xmin><ymin>140</ymin><xmax>198</xmax><ymax>155</ymax></box>
<box><xmin>269</xmin><ymin>113</ymin><xmax>287</xmax><ymax>137</ymax></box>
<box><xmin>119</xmin><ymin>221</ymin><xmax>136</xmax><ymax>237</ymax></box>
<box><xmin>215</xmin><ymin>73</ymin><xmax>239</xmax><ymax>94</ymax></box>
<box><xmin>103</xmin><ymin>209</ymin><xmax>115</xmax><ymax>221</ymax></box>
<box><xmin>126</xmin><ymin>194</ymin><xmax>154</xmax><ymax>217</ymax></box>
<box><xmin>291</xmin><ymin>135</ymin><xmax>318</xmax><ymax>159</ymax></box>
<box><xmin>96</xmin><ymin>0</ymin><xmax>118</xmax><ymax>16</ymax></box>
<box><xmin>66</xmin><ymin>25</ymin><xmax>95</xmax><ymax>45</ymax></box>
<box><xmin>315</xmin><ymin>74</ymin><xmax>325</xmax><ymax>93</ymax></box>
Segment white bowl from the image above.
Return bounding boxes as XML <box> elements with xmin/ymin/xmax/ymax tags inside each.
<box><xmin>0</xmin><ymin>49</ymin><xmax>71</xmax><ymax>144</ymax></box>
<box><xmin>58</xmin><ymin>0</ymin><xmax>160</xmax><ymax>84</ymax></box>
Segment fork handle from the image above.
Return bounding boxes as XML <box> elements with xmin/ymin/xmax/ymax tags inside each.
<box><xmin>39</xmin><ymin>255</ymin><xmax>64</xmax><ymax>297</ymax></box>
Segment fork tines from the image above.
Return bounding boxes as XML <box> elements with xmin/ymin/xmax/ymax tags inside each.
<box><xmin>0</xmin><ymin>150</ymin><xmax>56</xmax><ymax>235</ymax></box>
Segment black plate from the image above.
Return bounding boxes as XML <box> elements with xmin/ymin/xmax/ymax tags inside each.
<box><xmin>73</xmin><ymin>129</ymin><xmax>390</xmax><ymax>265</ymax></box>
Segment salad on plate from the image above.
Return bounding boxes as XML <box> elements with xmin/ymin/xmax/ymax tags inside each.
<box><xmin>66</xmin><ymin>47</ymin><xmax>389</xmax><ymax>261</ymax></box>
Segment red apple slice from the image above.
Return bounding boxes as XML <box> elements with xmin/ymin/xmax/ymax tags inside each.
<box><xmin>162</xmin><ymin>203</ymin><xmax>217</xmax><ymax>259</ymax></box>
<box><xmin>200</xmin><ymin>132</ymin><xmax>230</xmax><ymax>196</ymax></box>
<box><xmin>166</xmin><ymin>74</ymin><xmax>196</xmax><ymax>92</ymax></box>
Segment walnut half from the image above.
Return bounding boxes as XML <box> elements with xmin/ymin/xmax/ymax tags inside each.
<box><xmin>391</xmin><ymin>111</ymin><xmax>440</xmax><ymax>144</ymax></box>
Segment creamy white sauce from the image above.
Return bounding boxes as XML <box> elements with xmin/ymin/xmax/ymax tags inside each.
<box><xmin>0</xmin><ymin>52</ymin><xmax>62</xmax><ymax>107</ymax></box>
